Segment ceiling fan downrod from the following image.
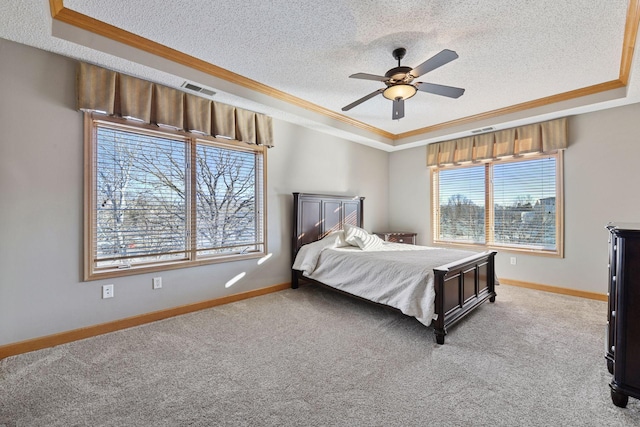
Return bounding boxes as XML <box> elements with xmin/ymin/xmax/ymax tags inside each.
<box><xmin>392</xmin><ymin>47</ymin><xmax>406</xmax><ymax>67</ymax></box>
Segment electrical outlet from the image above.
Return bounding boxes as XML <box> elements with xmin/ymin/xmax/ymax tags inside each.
<box><xmin>153</xmin><ymin>277</ymin><xmax>162</xmax><ymax>289</ymax></box>
<box><xmin>510</xmin><ymin>257</ymin><xmax>517</xmax><ymax>265</ymax></box>
<box><xmin>102</xmin><ymin>284</ymin><xmax>114</xmax><ymax>299</ymax></box>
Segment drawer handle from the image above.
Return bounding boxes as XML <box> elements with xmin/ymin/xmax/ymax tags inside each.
<box><xmin>612</xmin><ymin>311</ymin><xmax>616</xmax><ymax>317</ymax></box>
<box><xmin>399</xmin><ymin>239</ymin><xmax>404</xmax><ymax>242</ymax></box>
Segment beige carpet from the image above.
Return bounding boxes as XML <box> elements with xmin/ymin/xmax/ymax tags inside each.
<box><xmin>1</xmin><ymin>284</ymin><xmax>638</xmax><ymax>426</ymax></box>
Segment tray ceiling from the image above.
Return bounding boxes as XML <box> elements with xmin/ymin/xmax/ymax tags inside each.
<box><xmin>1</xmin><ymin>0</ymin><xmax>639</xmax><ymax>150</ymax></box>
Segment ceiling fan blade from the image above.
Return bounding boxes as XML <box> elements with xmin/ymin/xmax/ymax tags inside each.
<box><xmin>342</xmin><ymin>89</ymin><xmax>384</xmax><ymax>111</ymax></box>
<box><xmin>392</xmin><ymin>98</ymin><xmax>405</xmax><ymax>120</ymax></box>
<box><xmin>416</xmin><ymin>82</ymin><xmax>465</xmax><ymax>98</ymax></box>
<box><xmin>410</xmin><ymin>49</ymin><xmax>459</xmax><ymax>78</ymax></box>
<box><xmin>349</xmin><ymin>73</ymin><xmax>389</xmax><ymax>82</ymax></box>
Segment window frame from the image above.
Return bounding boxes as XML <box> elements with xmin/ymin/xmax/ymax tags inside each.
<box><xmin>84</xmin><ymin>113</ymin><xmax>267</xmax><ymax>280</ymax></box>
<box><xmin>430</xmin><ymin>151</ymin><xmax>564</xmax><ymax>257</ymax></box>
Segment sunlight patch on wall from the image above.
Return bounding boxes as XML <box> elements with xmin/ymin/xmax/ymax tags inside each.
<box><xmin>225</xmin><ymin>272</ymin><xmax>246</xmax><ymax>288</ymax></box>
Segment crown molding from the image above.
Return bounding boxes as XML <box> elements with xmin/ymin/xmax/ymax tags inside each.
<box><xmin>49</xmin><ymin>0</ymin><xmax>640</xmax><ymax>144</ymax></box>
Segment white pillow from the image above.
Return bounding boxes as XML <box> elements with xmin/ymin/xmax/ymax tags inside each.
<box><xmin>343</xmin><ymin>224</ymin><xmax>383</xmax><ymax>250</ymax></box>
<box><xmin>353</xmin><ymin>234</ymin><xmax>384</xmax><ymax>251</ymax></box>
<box><xmin>323</xmin><ymin>230</ymin><xmax>349</xmax><ymax>247</ymax></box>
<box><xmin>343</xmin><ymin>223</ymin><xmax>369</xmax><ymax>246</ymax></box>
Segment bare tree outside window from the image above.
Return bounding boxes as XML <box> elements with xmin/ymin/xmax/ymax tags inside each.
<box><xmin>196</xmin><ymin>144</ymin><xmax>257</xmax><ymax>256</ymax></box>
<box><xmin>89</xmin><ymin>119</ymin><xmax>265</xmax><ymax>277</ymax></box>
<box><xmin>439</xmin><ymin>194</ymin><xmax>485</xmax><ymax>242</ymax></box>
<box><xmin>437</xmin><ymin>165</ymin><xmax>485</xmax><ymax>244</ymax></box>
<box><xmin>493</xmin><ymin>158</ymin><xmax>556</xmax><ymax>249</ymax></box>
<box><xmin>433</xmin><ymin>155</ymin><xmax>560</xmax><ymax>254</ymax></box>
<box><xmin>96</xmin><ymin>128</ymin><xmax>187</xmax><ymax>268</ymax></box>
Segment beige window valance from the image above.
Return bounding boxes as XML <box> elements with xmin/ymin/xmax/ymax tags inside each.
<box><xmin>77</xmin><ymin>62</ymin><xmax>274</xmax><ymax>147</ymax></box>
<box><xmin>426</xmin><ymin>117</ymin><xmax>567</xmax><ymax>167</ymax></box>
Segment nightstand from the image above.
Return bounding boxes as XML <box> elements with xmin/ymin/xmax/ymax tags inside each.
<box><xmin>374</xmin><ymin>232</ymin><xmax>417</xmax><ymax>245</ymax></box>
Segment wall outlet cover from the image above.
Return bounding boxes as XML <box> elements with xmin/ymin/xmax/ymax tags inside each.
<box><xmin>102</xmin><ymin>284</ymin><xmax>114</xmax><ymax>299</ymax></box>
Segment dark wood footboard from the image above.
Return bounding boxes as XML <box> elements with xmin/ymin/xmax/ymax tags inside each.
<box><xmin>433</xmin><ymin>251</ymin><xmax>497</xmax><ymax>344</ymax></box>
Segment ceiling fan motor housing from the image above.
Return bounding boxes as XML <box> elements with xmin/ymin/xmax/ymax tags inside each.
<box><xmin>384</xmin><ymin>66</ymin><xmax>414</xmax><ymax>83</ymax></box>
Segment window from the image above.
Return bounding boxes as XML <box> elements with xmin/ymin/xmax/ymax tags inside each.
<box><xmin>431</xmin><ymin>152</ymin><xmax>563</xmax><ymax>256</ymax></box>
<box><xmin>85</xmin><ymin>114</ymin><xmax>266</xmax><ymax>279</ymax></box>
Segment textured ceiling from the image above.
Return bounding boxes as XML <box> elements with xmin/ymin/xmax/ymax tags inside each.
<box><xmin>1</xmin><ymin>1</ymin><xmax>639</xmax><ymax>150</ymax></box>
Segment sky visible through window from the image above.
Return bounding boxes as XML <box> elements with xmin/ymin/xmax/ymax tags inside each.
<box><xmin>494</xmin><ymin>158</ymin><xmax>556</xmax><ymax>208</ymax></box>
<box><xmin>436</xmin><ymin>155</ymin><xmax>558</xmax><ymax>250</ymax></box>
<box><xmin>439</xmin><ymin>157</ymin><xmax>556</xmax><ymax>208</ymax></box>
<box><xmin>439</xmin><ymin>165</ymin><xmax>485</xmax><ymax>207</ymax></box>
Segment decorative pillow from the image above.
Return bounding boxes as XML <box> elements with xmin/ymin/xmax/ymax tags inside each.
<box><xmin>324</xmin><ymin>230</ymin><xmax>349</xmax><ymax>247</ymax></box>
<box><xmin>343</xmin><ymin>224</ymin><xmax>383</xmax><ymax>250</ymax></box>
<box><xmin>343</xmin><ymin>223</ymin><xmax>369</xmax><ymax>246</ymax></box>
<box><xmin>352</xmin><ymin>234</ymin><xmax>384</xmax><ymax>251</ymax></box>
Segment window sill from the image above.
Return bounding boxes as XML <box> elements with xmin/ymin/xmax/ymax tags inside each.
<box><xmin>430</xmin><ymin>241</ymin><xmax>563</xmax><ymax>258</ymax></box>
<box><xmin>85</xmin><ymin>252</ymin><xmax>267</xmax><ymax>281</ymax></box>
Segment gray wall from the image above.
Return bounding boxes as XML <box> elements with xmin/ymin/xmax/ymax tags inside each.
<box><xmin>4</xmin><ymin>35</ymin><xmax>639</xmax><ymax>346</ymax></box>
<box><xmin>389</xmin><ymin>104</ymin><xmax>640</xmax><ymax>294</ymax></box>
<box><xmin>0</xmin><ymin>39</ymin><xmax>389</xmax><ymax>346</ymax></box>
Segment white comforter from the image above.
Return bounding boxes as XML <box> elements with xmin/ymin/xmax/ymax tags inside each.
<box><xmin>293</xmin><ymin>239</ymin><xmax>483</xmax><ymax>326</ymax></box>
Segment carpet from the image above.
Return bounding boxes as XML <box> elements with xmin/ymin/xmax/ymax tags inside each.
<box><xmin>1</xmin><ymin>284</ymin><xmax>638</xmax><ymax>426</ymax></box>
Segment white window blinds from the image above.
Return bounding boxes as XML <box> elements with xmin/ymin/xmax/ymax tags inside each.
<box><xmin>95</xmin><ymin>126</ymin><xmax>188</xmax><ymax>268</ymax></box>
<box><xmin>435</xmin><ymin>165</ymin><xmax>486</xmax><ymax>244</ymax></box>
<box><xmin>195</xmin><ymin>142</ymin><xmax>264</xmax><ymax>256</ymax></box>
<box><xmin>492</xmin><ymin>157</ymin><xmax>557</xmax><ymax>250</ymax></box>
<box><xmin>87</xmin><ymin>115</ymin><xmax>266</xmax><ymax>279</ymax></box>
<box><xmin>432</xmin><ymin>153</ymin><xmax>563</xmax><ymax>255</ymax></box>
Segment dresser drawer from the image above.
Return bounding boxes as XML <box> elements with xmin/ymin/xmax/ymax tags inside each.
<box><xmin>374</xmin><ymin>232</ymin><xmax>416</xmax><ymax>245</ymax></box>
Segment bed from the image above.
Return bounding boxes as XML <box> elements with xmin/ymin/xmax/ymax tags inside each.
<box><xmin>291</xmin><ymin>192</ymin><xmax>497</xmax><ymax>344</ymax></box>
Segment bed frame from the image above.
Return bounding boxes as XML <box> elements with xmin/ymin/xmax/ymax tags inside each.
<box><xmin>291</xmin><ymin>192</ymin><xmax>497</xmax><ymax>344</ymax></box>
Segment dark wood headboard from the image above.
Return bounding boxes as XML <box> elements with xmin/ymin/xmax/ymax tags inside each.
<box><xmin>292</xmin><ymin>193</ymin><xmax>364</xmax><ymax>262</ymax></box>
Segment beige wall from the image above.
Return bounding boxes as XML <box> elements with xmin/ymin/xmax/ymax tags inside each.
<box><xmin>389</xmin><ymin>104</ymin><xmax>640</xmax><ymax>294</ymax></box>
<box><xmin>0</xmin><ymin>39</ymin><xmax>389</xmax><ymax>345</ymax></box>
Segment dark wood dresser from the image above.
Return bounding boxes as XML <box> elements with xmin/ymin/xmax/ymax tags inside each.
<box><xmin>374</xmin><ymin>232</ymin><xmax>416</xmax><ymax>245</ymax></box>
<box><xmin>606</xmin><ymin>223</ymin><xmax>640</xmax><ymax>408</ymax></box>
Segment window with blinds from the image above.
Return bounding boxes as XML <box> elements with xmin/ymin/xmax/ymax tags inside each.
<box><xmin>195</xmin><ymin>142</ymin><xmax>263</xmax><ymax>257</ymax></box>
<box><xmin>95</xmin><ymin>127</ymin><xmax>188</xmax><ymax>268</ymax></box>
<box><xmin>493</xmin><ymin>157</ymin><xmax>557</xmax><ymax>250</ymax></box>
<box><xmin>435</xmin><ymin>165</ymin><xmax>486</xmax><ymax>244</ymax></box>
<box><xmin>431</xmin><ymin>152</ymin><xmax>563</xmax><ymax>255</ymax></box>
<box><xmin>86</xmin><ymin>114</ymin><xmax>266</xmax><ymax>279</ymax></box>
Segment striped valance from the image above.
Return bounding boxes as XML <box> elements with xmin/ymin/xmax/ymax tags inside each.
<box><xmin>77</xmin><ymin>62</ymin><xmax>273</xmax><ymax>147</ymax></box>
<box><xmin>427</xmin><ymin>118</ymin><xmax>567</xmax><ymax>167</ymax></box>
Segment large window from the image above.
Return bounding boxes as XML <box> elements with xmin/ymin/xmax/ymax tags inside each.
<box><xmin>85</xmin><ymin>114</ymin><xmax>266</xmax><ymax>279</ymax></box>
<box><xmin>431</xmin><ymin>152</ymin><xmax>563</xmax><ymax>256</ymax></box>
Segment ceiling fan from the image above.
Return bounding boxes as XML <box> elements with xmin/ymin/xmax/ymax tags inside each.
<box><xmin>342</xmin><ymin>47</ymin><xmax>465</xmax><ymax>120</ymax></box>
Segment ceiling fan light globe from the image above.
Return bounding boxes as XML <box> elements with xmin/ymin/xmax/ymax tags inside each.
<box><xmin>383</xmin><ymin>84</ymin><xmax>417</xmax><ymax>101</ymax></box>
